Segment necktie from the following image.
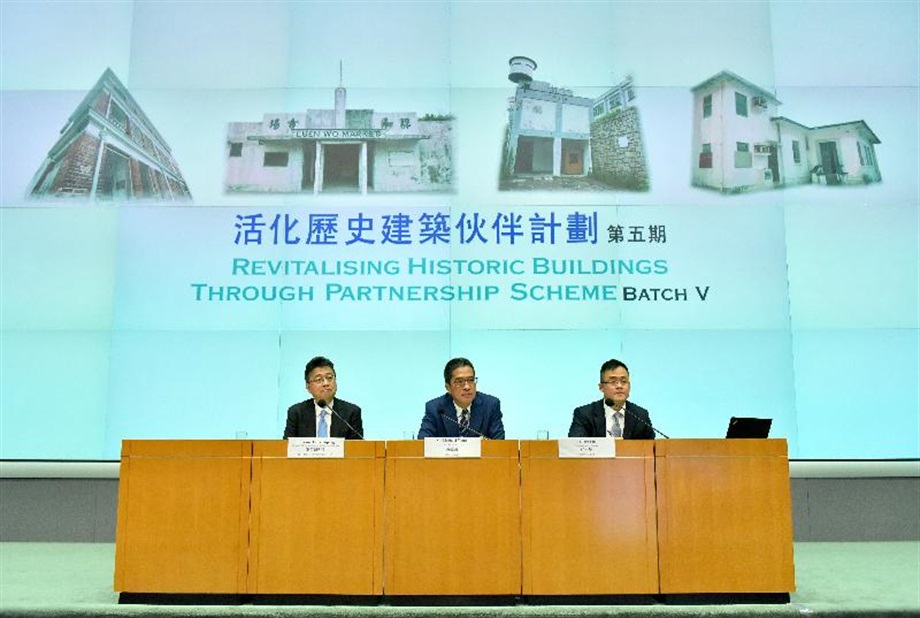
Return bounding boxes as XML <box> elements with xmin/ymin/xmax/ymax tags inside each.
<box><xmin>459</xmin><ymin>408</ymin><xmax>470</xmax><ymax>436</ymax></box>
<box><xmin>318</xmin><ymin>410</ymin><xmax>329</xmax><ymax>438</ymax></box>
<box><xmin>610</xmin><ymin>411</ymin><xmax>623</xmax><ymax>438</ymax></box>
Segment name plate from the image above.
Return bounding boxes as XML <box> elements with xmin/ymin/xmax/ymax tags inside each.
<box><xmin>558</xmin><ymin>437</ymin><xmax>616</xmax><ymax>458</ymax></box>
<box><xmin>287</xmin><ymin>438</ymin><xmax>345</xmax><ymax>458</ymax></box>
<box><xmin>424</xmin><ymin>437</ymin><xmax>482</xmax><ymax>458</ymax></box>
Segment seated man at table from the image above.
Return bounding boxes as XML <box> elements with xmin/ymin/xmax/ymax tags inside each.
<box><xmin>417</xmin><ymin>357</ymin><xmax>505</xmax><ymax>439</ymax></box>
<box><xmin>568</xmin><ymin>358</ymin><xmax>655</xmax><ymax>439</ymax></box>
<box><xmin>283</xmin><ymin>356</ymin><xmax>364</xmax><ymax>439</ymax></box>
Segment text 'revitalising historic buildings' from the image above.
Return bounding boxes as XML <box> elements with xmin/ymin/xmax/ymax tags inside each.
<box><xmin>500</xmin><ymin>56</ymin><xmax>649</xmax><ymax>191</ymax></box>
<box><xmin>28</xmin><ymin>69</ymin><xmax>192</xmax><ymax>202</ymax></box>
<box><xmin>691</xmin><ymin>70</ymin><xmax>882</xmax><ymax>194</ymax></box>
<box><xmin>225</xmin><ymin>74</ymin><xmax>454</xmax><ymax>195</ymax></box>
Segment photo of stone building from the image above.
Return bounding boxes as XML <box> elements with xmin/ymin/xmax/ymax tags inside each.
<box><xmin>225</xmin><ymin>78</ymin><xmax>454</xmax><ymax>195</ymax></box>
<box><xmin>690</xmin><ymin>70</ymin><xmax>882</xmax><ymax>194</ymax></box>
<box><xmin>500</xmin><ymin>56</ymin><xmax>649</xmax><ymax>192</ymax></box>
<box><xmin>27</xmin><ymin>68</ymin><xmax>192</xmax><ymax>202</ymax></box>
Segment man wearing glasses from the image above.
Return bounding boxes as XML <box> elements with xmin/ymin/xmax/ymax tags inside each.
<box><xmin>417</xmin><ymin>357</ymin><xmax>505</xmax><ymax>439</ymax></box>
<box><xmin>283</xmin><ymin>356</ymin><xmax>364</xmax><ymax>439</ymax></box>
<box><xmin>568</xmin><ymin>359</ymin><xmax>655</xmax><ymax>439</ymax></box>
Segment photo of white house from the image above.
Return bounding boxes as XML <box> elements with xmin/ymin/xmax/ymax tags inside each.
<box><xmin>691</xmin><ymin>70</ymin><xmax>882</xmax><ymax>194</ymax></box>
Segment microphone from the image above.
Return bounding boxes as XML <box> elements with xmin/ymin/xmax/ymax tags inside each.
<box><xmin>315</xmin><ymin>399</ymin><xmax>365</xmax><ymax>440</ymax></box>
<box><xmin>605</xmin><ymin>399</ymin><xmax>670</xmax><ymax>439</ymax></box>
<box><xmin>438</xmin><ymin>411</ymin><xmax>487</xmax><ymax>439</ymax></box>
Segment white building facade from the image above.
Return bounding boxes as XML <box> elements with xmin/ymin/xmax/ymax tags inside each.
<box><xmin>691</xmin><ymin>71</ymin><xmax>881</xmax><ymax>193</ymax></box>
<box><xmin>226</xmin><ymin>86</ymin><xmax>453</xmax><ymax>195</ymax></box>
<box><xmin>503</xmin><ymin>80</ymin><xmax>594</xmax><ymax>178</ymax></box>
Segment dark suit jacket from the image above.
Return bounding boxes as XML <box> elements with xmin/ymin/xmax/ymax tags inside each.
<box><xmin>283</xmin><ymin>398</ymin><xmax>364</xmax><ymax>439</ymax></box>
<box><xmin>417</xmin><ymin>391</ymin><xmax>505</xmax><ymax>439</ymax></box>
<box><xmin>568</xmin><ymin>399</ymin><xmax>655</xmax><ymax>439</ymax></box>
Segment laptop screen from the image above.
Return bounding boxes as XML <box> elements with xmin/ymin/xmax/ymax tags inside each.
<box><xmin>726</xmin><ymin>416</ymin><xmax>772</xmax><ymax>439</ymax></box>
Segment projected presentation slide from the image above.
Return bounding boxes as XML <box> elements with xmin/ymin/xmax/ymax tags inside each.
<box><xmin>1</xmin><ymin>1</ymin><xmax>917</xmax><ymax>460</ymax></box>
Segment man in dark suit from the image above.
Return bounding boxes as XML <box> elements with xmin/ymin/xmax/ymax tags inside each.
<box><xmin>417</xmin><ymin>357</ymin><xmax>505</xmax><ymax>439</ymax></box>
<box><xmin>568</xmin><ymin>358</ymin><xmax>655</xmax><ymax>439</ymax></box>
<box><xmin>283</xmin><ymin>356</ymin><xmax>363</xmax><ymax>439</ymax></box>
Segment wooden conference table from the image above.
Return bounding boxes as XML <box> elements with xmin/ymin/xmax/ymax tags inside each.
<box><xmin>114</xmin><ymin>438</ymin><xmax>794</xmax><ymax>597</ymax></box>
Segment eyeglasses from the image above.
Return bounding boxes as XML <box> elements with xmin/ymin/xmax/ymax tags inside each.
<box><xmin>309</xmin><ymin>374</ymin><xmax>336</xmax><ymax>384</ymax></box>
<box><xmin>451</xmin><ymin>377</ymin><xmax>478</xmax><ymax>387</ymax></box>
<box><xmin>601</xmin><ymin>378</ymin><xmax>630</xmax><ymax>386</ymax></box>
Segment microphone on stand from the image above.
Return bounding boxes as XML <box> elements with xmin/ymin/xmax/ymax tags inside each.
<box><xmin>438</xmin><ymin>411</ymin><xmax>487</xmax><ymax>439</ymax></box>
<box><xmin>604</xmin><ymin>398</ymin><xmax>670</xmax><ymax>439</ymax></box>
<box><xmin>315</xmin><ymin>399</ymin><xmax>365</xmax><ymax>440</ymax></box>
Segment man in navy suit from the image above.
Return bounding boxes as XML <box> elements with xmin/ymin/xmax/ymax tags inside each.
<box><xmin>417</xmin><ymin>357</ymin><xmax>505</xmax><ymax>439</ymax></box>
<box><xmin>568</xmin><ymin>358</ymin><xmax>655</xmax><ymax>440</ymax></box>
<box><xmin>283</xmin><ymin>356</ymin><xmax>363</xmax><ymax>439</ymax></box>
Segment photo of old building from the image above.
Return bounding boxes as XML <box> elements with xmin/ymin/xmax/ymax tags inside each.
<box><xmin>500</xmin><ymin>56</ymin><xmax>649</xmax><ymax>191</ymax></box>
<box><xmin>27</xmin><ymin>68</ymin><xmax>192</xmax><ymax>202</ymax></box>
<box><xmin>225</xmin><ymin>77</ymin><xmax>454</xmax><ymax>195</ymax></box>
<box><xmin>691</xmin><ymin>70</ymin><xmax>882</xmax><ymax>194</ymax></box>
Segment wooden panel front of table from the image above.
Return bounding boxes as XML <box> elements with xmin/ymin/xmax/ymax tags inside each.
<box><xmin>114</xmin><ymin>440</ymin><xmax>251</xmax><ymax>593</ymax></box>
<box><xmin>655</xmin><ymin>439</ymin><xmax>796</xmax><ymax>593</ymax></box>
<box><xmin>383</xmin><ymin>440</ymin><xmax>522</xmax><ymax>595</ymax></box>
<box><xmin>247</xmin><ymin>440</ymin><xmax>384</xmax><ymax>595</ymax></box>
<box><xmin>520</xmin><ymin>439</ymin><xmax>658</xmax><ymax>595</ymax></box>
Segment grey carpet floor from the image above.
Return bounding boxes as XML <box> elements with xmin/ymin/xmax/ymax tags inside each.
<box><xmin>0</xmin><ymin>542</ymin><xmax>918</xmax><ymax>617</ymax></box>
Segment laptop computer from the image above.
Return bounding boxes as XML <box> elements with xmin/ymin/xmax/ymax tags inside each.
<box><xmin>726</xmin><ymin>416</ymin><xmax>772</xmax><ymax>439</ymax></box>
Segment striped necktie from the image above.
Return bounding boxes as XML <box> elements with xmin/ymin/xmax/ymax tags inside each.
<box><xmin>459</xmin><ymin>408</ymin><xmax>470</xmax><ymax>436</ymax></box>
<box><xmin>318</xmin><ymin>410</ymin><xmax>329</xmax><ymax>438</ymax></box>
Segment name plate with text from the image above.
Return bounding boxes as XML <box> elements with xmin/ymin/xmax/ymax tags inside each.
<box><xmin>424</xmin><ymin>437</ymin><xmax>482</xmax><ymax>458</ymax></box>
<box><xmin>558</xmin><ymin>437</ymin><xmax>616</xmax><ymax>458</ymax></box>
<box><xmin>287</xmin><ymin>438</ymin><xmax>345</xmax><ymax>458</ymax></box>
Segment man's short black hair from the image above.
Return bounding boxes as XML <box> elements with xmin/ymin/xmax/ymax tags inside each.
<box><xmin>600</xmin><ymin>358</ymin><xmax>629</xmax><ymax>381</ymax></box>
<box><xmin>304</xmin><ymin>356</ymin><xmax>335</xmax><ymax>382</ymax></box>
<box><xmin>444</xmin><ymin>357</ymin><xmax>474</xmax><ymax>385</ymax></box>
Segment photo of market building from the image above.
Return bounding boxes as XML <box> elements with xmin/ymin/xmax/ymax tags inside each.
<box><xmin>691</xmin><ymin>70</ymin><xmax>882</xmax><ymax>194</ymax></box>
<box><xmin>500</xmin><ymin>56</ymin><xmax>649</xmax><ymax>191</ymax></box>
<box><xmin>27</xmin><ymin>68</ymin><xmax>192</xmax><ymax>202</ymax></box>
<box><xmin>225</xmin><ymin>80</ymin><xmax>454</xmax><ymax>195</ymax></box>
